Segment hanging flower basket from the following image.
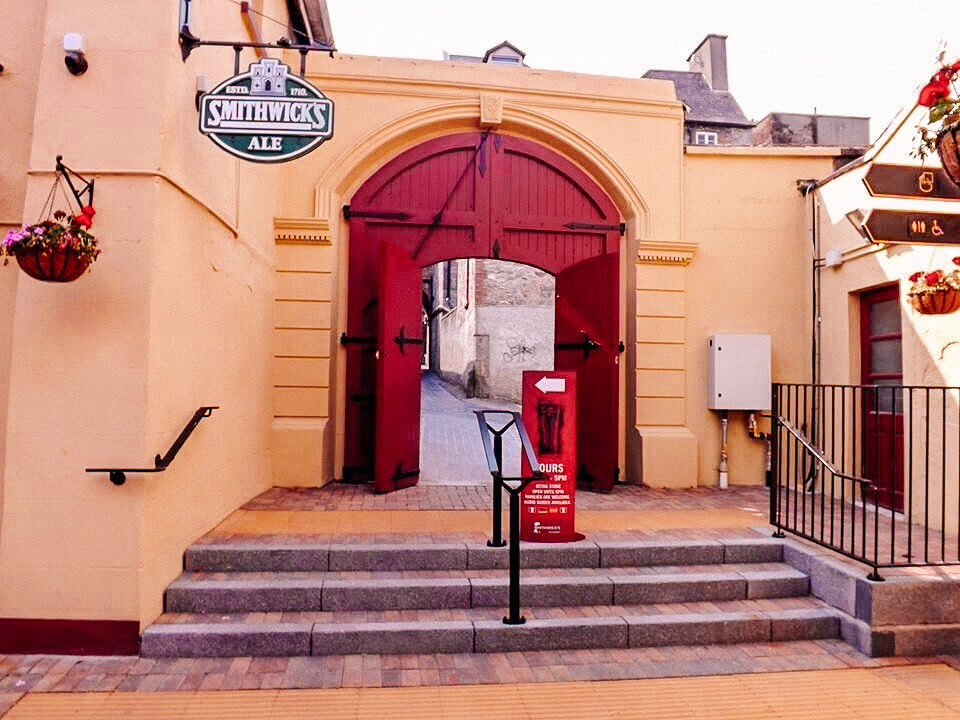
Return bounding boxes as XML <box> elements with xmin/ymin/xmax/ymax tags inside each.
<box><xmin>3</xmin><ymin>208</ymin><xmax>99</xmax><ymax>283</ymax></box>
<box><xmin>910</xmin><ymin>287</ymin><xmax>960</xmax><ymax>314</ymax></box>
<box><xmin>908</xmin><ymin>260</ymin><xmax>960</xmax><ymax>314</ymax></box>
<box><xmin>2</xmin><ymin>161</ymin><xmax>99</xmax><ymax>282</ymax></box>
<box><xmin>915</xmin><ymin>58</ymin><xmax>960</xmax><ymax>187</ymax></box>
<box><xmin>14</xmin><ymin>245</ymin><xmax>91</xmax><ymax>283</ymax></box>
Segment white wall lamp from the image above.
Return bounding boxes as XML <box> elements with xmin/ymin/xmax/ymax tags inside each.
<box><xmin>195</xmin><ymin>74</ymin><xmax>210</xmax><ymax>111</ymax></box>
<box><xmin>63</xmin><ymin>33</ymin><xmax>88</xmax><ymax>75</ymax></box>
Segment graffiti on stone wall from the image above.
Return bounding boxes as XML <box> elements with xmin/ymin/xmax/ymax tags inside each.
<box><xmin>503</xmin><ymin>336</ymin><xmax>537</xmax><ymax>364</ymax></box>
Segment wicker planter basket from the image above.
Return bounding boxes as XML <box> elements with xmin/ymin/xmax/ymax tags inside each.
<box><xmin>15</xmin><ymin>246</ymin><xmax>90</xmax><ymax>282</ymax></box>
<box><xmin>910</xmin><ymin>288</ymin><xmax>960</xmax><ymax>315</ymax></box>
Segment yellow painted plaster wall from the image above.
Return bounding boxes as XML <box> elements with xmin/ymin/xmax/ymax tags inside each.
<box><xmin>0</xmin><ymin>0</ymin><xmax>47</xmax><ymax>548</ymax></box>
<box><xmin>683</xmin><ymin>148</ymin><xmax>840</xmax><ymax>487</ymax></box>
<box><xmin>0</xmin><ymin>0</ymin><xmax>282</xmax><ymax>627</ymax></box>
<box><xmin>818</xmin><ymin>204</ymin><xmax>960</xmax><ymax>534</ymax></box>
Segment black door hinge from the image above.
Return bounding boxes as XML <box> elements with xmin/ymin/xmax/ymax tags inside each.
<box><xmin>565</xmin><ymin>221</ymin><xmax>625</xmax><ymax>236</ymax></box>
<box><xmin>555</xmin><ymin>330</ymin><xmax>601</xmax><ymax>358</ymax></box>
<box><xmin>343</xmin><ymin>205</ymin><xmax>412</xmax><ymax>221</ymax></box>
<box><xmin>340</xmin><ymin>332</ymin><xmax>376</xmax><ymax>346</ymax></box>
<box><xmin>393</xmin><ymin>326</ymin><xmax>424</xmax><ymax>354</ymax></box>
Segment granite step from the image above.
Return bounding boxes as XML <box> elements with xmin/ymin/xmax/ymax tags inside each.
<box><xmin>165</xmin><ymin>566</ymin><xmax>809</xmax><ymax>613</ymax></box>
<box><xmin>184</xmin><ymin>537</ymin><xmax>783</xmax><ymax>572</ymax></box>
<box><xmin>141</xmin><ymin>605</ymin><xmax>842</xmax><ymax>657</ymax></box>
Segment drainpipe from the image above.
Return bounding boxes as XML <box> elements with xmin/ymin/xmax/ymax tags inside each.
<box><xmin>718</xmin><ymin>410</ymin><xmax>729</xmax><ymax>489</ymax></box>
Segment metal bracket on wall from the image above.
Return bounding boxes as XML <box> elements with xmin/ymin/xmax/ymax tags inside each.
<box><xmin>86</xmin><ymin>406</ymin><xmax>218</xmax><ymax>485</ymax></box>
<box><xmin>55</xmin><ymin>156</ymin><xmax>94</xmax><ymax>208</ymax></box>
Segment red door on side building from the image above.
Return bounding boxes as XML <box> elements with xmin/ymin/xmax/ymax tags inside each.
<box><xmin>345</xmin><ymin>133</ymin><xmax>621</xmax><ymax>492</ymax></box>
<box><xmin>860</xmin><ymin>284</ymin><xmax>904</xmax><ymax>511</ymax></box>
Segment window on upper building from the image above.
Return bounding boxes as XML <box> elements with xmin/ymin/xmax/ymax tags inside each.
<box><xmin>694</xmin><ymin>131</ymin><xmax>719</xmax><ymax>146</ymax></box>
<box><xmin>444</xmin><ymin>261</ymin><xmax>459</xmax><ymax>307</ymax></box>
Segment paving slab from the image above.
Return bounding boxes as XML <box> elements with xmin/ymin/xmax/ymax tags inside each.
<box><xmin>473</xmin><ymin>616</ymin><xmax>628</xmax><ymax>653</ymax></box>
<box><xmin>141</xmin><ymin>623</ymin><xmax>311</xmax><ymax>658</ymax></box>
<box><xmin>311</xmin><ymin>621</ymin><xmax>474</xmax><ymax>656</ymax></box>
<box><xmin>327</xmin><ymin>543</ymin><xmax>468</xmax><ymax>571</ymax></box>
<box><xmin>469</xmin><ymin>576</ymin><xmax>613</xmax><ymax>607</ymax></box>
<box><xmin>614</xmin><ymin>572</ymin><xmax>749</xmax><ymax>605</ymax></box>
<box><xmin>599</xmin><ymin>540</ymin><xmax>725</xmax><ymax>568</ymax></box>
<box><xmin>166</xmin><ymin>578</ymin><xmax>325</xmax><ymax>613</ymax></box>
<box><xmin>184</xmin><ymin>543</ymin><xmax>330</xmax><ymax>572</ymax></box>
<box><xmin>321</xmin><ymin>578</ymin><xmax>471</xmax><ymax>611</ymax></box>
<box><xmin>625</xmin><ymin>613</ymin><xmax>770</xmax><ymax>647</ymax></box>
<box><xmin>466</xmin><ymin>542</ymin><xmax>600</xmax><ymax>569</ymax></box>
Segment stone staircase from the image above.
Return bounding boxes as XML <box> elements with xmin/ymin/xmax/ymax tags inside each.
<box><xmin>141</xmin><ymin>536</ymin><xmax>844</xmax><ymax>657</ymax></box>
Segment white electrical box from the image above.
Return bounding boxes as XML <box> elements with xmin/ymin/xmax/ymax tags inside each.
<box><xmin>708</xmin><ymin>334</ymin><xmax>771</xmax><ymax>411</ymax></box>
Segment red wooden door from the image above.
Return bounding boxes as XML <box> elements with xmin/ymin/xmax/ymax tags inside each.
<box><xmin>374</xmin><ymin>243</ymin><xmax>423</xmax><ymax>492</ymax></box>
<box><xmin>491</xmin><ymin>135</ymin><xmax>622</xmax><ymax>491</ymax></box>
<box><xmin>346</xmin><ymin>133</ymin><xmax>621</xmax><ymax>491</ymax></box>
<box><xmin>860</xmin><ymin>284</ymin><xmax>904</xmax><ymax>511</ymax></box>
<box><xmin>555</xmin><ymin>254</ymin><xmax>620</xmax><ymax>491</ymax></box>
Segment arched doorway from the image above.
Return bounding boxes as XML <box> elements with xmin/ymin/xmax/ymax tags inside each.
<box><xmin>343</xmin><ymin>132</ymin><xmax>622</xmax><ymax>492</ymax></box>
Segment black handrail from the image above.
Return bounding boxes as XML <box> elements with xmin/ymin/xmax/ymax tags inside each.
<box><xmin>86</xmin><ymin>406</ymin><xmax>219</xmax><ymax>486</ymax></box>
<box><xmin>772</xmin><ymin>382</ymin><xmax>960</xmax><ymax>580</ymax></box>
<box><xmin>475</xmin><ymin>410</ymin><xmax>545</xmax><ymax>625</ymax></box>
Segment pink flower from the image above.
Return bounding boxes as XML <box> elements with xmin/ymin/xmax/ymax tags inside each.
<box><xmin>925</xmin><ymin>270</ymin><xmax>943</xmax><ymax>286</ymax></box>
<box><xmin>909</xmin><ymin>271</ymin><xmax>924</xmax><ymax>282</ymax></box>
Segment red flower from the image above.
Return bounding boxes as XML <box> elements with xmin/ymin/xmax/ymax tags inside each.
<box><xmin>919</xmin><ymin>65</ymin><xmax>959</xmax><ymax>106</ymax></box>
<box><xmin>925</xmin><ymin>270</ymin><xmax>943</xmax><ymax>286</ymax></box>
<box><xmin>81</xmin><ymin>205</ymin><xmax>96</xmax><ymax>217</ymax></box>
<box><xmin>73</xmin><ymin>214</ymin><xmax>92</xmax><ymax>229</ymax></box>
<box><xmin>909</xmin><ymin>271</ymin><xmax>924</xmax><ymax>282</ymax></box>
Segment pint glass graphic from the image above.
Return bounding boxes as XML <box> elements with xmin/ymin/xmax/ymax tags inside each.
<box><xmin>537</xmin><ymin>400</ymin><xmax>563</xmax><ymax>456</ymax></box>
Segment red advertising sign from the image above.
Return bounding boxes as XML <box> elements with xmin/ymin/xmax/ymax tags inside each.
<box><xmin>520</xmin><ymin>370</ymin><xmax>583</xmax><ymax>542</ymax></box>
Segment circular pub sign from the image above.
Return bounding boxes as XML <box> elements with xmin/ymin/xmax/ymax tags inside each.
<box><xmin>199</xmin><ymin>58</ymin><xmax>334</xmax><ymax>163</ymax></box>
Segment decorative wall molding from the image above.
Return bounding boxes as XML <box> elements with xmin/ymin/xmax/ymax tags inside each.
<box><xmin>636</xmin><ymin>241</ymin><xmax>697</xmax><ymax>266</ymax></box>
<box><xmin>480</xmin><ymin>93</ymin><xmax>504</xmax><ymax>127</ymax></box>
<box><xmin>274</xmin><ymin>217</ymin><xmax>331</xmax><ymax>245</ymax></box>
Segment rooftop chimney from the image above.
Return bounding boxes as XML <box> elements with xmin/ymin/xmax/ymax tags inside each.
<box><xmin>687</xmin><ymin>34</ymin><xmax>729</xmax><ymax>92</ymax></box>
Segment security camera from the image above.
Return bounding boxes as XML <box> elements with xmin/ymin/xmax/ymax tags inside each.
<box><xmin>63</xmin><ymin>33</ymin><xmax>88</xmax><ymax>75</ymax></box>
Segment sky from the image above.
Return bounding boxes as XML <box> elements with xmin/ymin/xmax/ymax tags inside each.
<box><xmin>322</xmin><ymin>0</ymin><xmax>958</xmax><ymax>142</ymax></box>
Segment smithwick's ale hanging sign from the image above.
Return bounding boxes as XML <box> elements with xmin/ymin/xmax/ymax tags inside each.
<box><xmin>199</xmin><ymin>58</ymin><xmax>333</xmax><ymax>163</ymax></box>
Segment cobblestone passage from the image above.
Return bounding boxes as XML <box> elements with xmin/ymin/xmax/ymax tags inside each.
<box><xmin>419</xmin><ymin>373</ymin><xmax>520</xmax><ymax>486</ymax></box>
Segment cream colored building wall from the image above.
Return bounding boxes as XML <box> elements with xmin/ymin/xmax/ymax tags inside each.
<box><xmin>0</xmin><ymin>0</ymin><xmax>47</xmax><ymax>546</ymax></box>
<box><xmin>818</xmin><ymin>204</ymin><xmax>960</xmax><ymax>533</ymax></box>
<box><xmin>0</xmin><ymin>0</ymin><xmax>282</xmax><ymax>626</ymax></box>
<box><xmin>682</xmin><ymin>148</ymin><xmax>840</xmax><ymax>487</ymax></box>
<box><xmin>270</xmin><ymin>53</ymin><xmax>686</xmax><ymax>487</ymax></box>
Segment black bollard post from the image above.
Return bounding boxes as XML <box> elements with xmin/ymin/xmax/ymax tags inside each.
<box><xmin>488</xmin><ymin>431</ymin><xmax>505</xmax><ymax>547</ymax></box>
<box><xmin>503</xmin><ymin>486</ymin><xmax>525</xmax><ymax>625</ymax></box>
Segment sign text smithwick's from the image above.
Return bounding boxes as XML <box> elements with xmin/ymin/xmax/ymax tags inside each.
<box><xmin>200</xmin><ymin>59</ymin><xmax>333</xmax><ymax>163</ymax></box>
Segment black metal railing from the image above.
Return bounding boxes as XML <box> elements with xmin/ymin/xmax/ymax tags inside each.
<box><xmin>475</xmin><ymin>410</ymin><xmax>544</xmax><ymax>625</ymax></box>
<box><xmin>86</xmin><ymin>406</ymin><xmax>219</xmax><ymax>485</ymax></box>
<box><xmin>771</xmin><ymin>383</ymin><xmax>960</xmax><ymax>579</ymax></box>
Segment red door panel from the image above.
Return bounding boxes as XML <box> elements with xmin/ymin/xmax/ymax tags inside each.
<box><xmin>374</xmin><ymin>243</ymin><xmax>423</xmax><ymax>492</ymax></box>
<box><xmin>859</xmin><ymin>284</ymin><xmax>904</xmax><ymax>511</ymax></box>
<box><xmin>555</xmin><ymin>253</ymin><xmax>619</xmax><ymax>491</ymax></box>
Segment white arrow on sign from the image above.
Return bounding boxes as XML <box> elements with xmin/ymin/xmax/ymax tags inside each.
<box><xmin>535</xmin><ymin>376</ymin><xmax>566</xmax><ymax>394</ymax></box>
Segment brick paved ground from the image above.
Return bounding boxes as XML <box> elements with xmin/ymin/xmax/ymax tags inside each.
<box><xmin>1</xmin><ymin>641</ymin><xmax>953</xmax><ymax>716</ymax></box>
<box><xmin>241</xmin><ymin>483</ymin><xmax>772</xmax><ymax>512</ymax></box>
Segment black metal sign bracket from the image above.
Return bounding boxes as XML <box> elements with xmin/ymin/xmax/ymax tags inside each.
<box><xmin>55</xmin><ymin>156</ymin><xmax>94</xmax><ymax>209</ymax></box>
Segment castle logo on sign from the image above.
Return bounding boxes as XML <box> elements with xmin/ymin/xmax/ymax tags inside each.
<box><xmin>199</xmin><ymin>59</ymin><xmax>334</xmax><ymax>163</ymax></box>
